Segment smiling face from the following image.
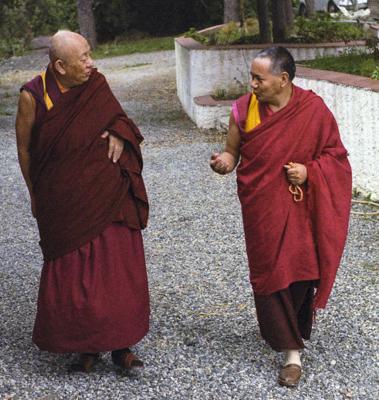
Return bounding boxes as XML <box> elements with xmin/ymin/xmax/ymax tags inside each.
<box><xmin>249</xmin><ymin>57</ymin><xmax>287</xmax><ymax>105</ymax></box>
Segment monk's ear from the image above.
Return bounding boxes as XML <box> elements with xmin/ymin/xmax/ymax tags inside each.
<box><xmin>54</xmin><ymin>59</ymin><xmax>66</xmax><ymax>75</ymax></box>
<box><xmin>280</xmin><ymin>71</ymin><xmax>290</xmax><ymax>87</ymax></box>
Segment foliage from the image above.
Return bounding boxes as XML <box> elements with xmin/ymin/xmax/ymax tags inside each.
<box><xmin>299</xmin><ymin>50</ymin><xmax>379</xmax><ymax>79</ymax></box>
<box><xmin>0</xmin><ymin>0</ymin><xmax>77</xmax><ymax>59</ymax></box>
<box><xmin>184</xmin><ymin>28</ymin><xmax>210</xmax><ymax>45</ymax></box>
<box><xmin>92</xmin><ymin>36</ymin><xmax>175</xmax><ymax>59</ymax></box>
<box><xmin>212</xmin><ymin>87</ymin><xmax>247</xmax><ymax>100</ymax></box>
<box><xmin>0</xmin><ymin>0</ymin><xmax>30</xmax><ymax>58</ymax></box>
<box><xmin>292</xmin><ymin>15</ymin><xmax>365</xmax><ymax>43</ymax></box>
<box><xmin>185</xmin><ymin>13</ymin><xmax>366</xmax><ymax>47</ymax></box>
<box><xmin>0</xmin><ymin>0</ymin><xmax>222</xmax><ymax>59</ymax></box>
<box><xmin>215</xmin><ymin>22</ymin><xmax>243</xmax><ymax>45</ymax></box>
<box><xmin>366</xmin><ymin>37</ymin><xmax>379</xmax><ymax>59</ymax></box>
<box><xmin>93</xmin><ymin>0</ymin><xmax>223</xmax><ymax>42</ymax></box>
<box><xmin>28</xmin><ymin>0</ymin><xmax>78</xmax><ymax>35</ymax></box>
<box><xmin>184</xmin><ymin>19</ymin><xmax>261</xmax><ymax>46</ymax></box>
<box><xmin>371</xmin><ymin>66</ymin><xmax>379</xmax><ymax>80</ymax></box>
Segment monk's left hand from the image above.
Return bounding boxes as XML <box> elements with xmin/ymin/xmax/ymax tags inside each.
<box><xmin>101</xmin><ymin>130</ymin><xmax>124</xmax><ymax>163</ymax></box>
<box><xmin>284</xmin><ymin>162</ymin><xmax>307</xmax><ymax>185</ymax></box>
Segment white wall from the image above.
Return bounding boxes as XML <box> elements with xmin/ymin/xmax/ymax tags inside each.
<box><xmin>175</xmin><ymin>39</ymin><xmax>366</xmax><ymax>122</ymax></box>
<box><xmin>294</xmin><ymin>77</ymin><xmax>379</xmax><ymax>198</ymax></box>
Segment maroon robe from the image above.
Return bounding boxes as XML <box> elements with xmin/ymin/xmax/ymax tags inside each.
<box><xmin>235</xmin><ymin>85</ymin><xmax>352</xmax><ymax>310</ymax></box>
<box><xmin>22</xmin><ymin>67</ymin><xmax>150</xmax><ymax>352</ymax></box>
<box><xmin>24</xmin><ymin>67</ymin><xmax>148</xmax><ymax>261</ymax></box>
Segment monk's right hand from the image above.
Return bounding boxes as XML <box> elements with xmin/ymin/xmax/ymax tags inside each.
<box><xmin>210</xmin><ymin>152</ymin><xmax>231</xmax><ymax>175</ymax></box>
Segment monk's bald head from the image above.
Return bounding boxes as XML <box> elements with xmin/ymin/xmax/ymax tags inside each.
<box><xmin>49</xmin><ymin>30</ymin><xmax>89</xmax><ymax>64</ymax></box>
<box><xmin>49</xmin><ymin>30</ymin><xmax>94</xmax><ymax>88</ymax></box>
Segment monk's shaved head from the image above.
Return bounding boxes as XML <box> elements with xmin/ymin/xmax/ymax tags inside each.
<box><xmin>49</xmin><ymin>30</ymin><xmax>89</xmax><ymax>64</ymax></box>
<box><xmin>48</xmin><ymin>30</ymin><xmax>93</xmax><ymax>87</ymax></box>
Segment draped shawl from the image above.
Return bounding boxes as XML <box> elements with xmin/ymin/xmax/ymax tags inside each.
<box><xmin>236</xmin><ymin>85</ymin><xmax>352</xmax><ymax>309</ymax></box>
<box><xmin>28</xmin><ymin>69</ymin><xmax>148</xmax><ymax>260</ymax></box>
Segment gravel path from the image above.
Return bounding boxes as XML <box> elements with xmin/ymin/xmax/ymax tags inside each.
<box><xmin>0</xmin><ymin>50</ymin><xmax>378</xmax><ymax>400</ymax></box>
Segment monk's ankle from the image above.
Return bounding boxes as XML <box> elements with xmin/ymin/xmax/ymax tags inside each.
<box><xmin>284</xmin><ymin>349</ymin><xmax>301</xmax><ymax>367</ymax></box>
<box><xmin>111</xmin><ymin>347</ymin><xmax>130</xmax><ymax>359</ymax></box>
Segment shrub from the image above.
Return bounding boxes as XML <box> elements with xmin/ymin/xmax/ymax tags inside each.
<box><xmin>0</xmin><ymin>0</ymin><xmax>78</xmax><ymax>59</ymax></box>
<box><xmin>184</xmin><ymin>14</ymin><xmax>365</xmax><ymax>47</ymax></box>
<box><xmin>214</xmin><ymin>22</ymin><xmax>243</xmax><ymax>45</ymax></box>
<box><xmin>292</xmin><ymin>15</ymin><xmax>365</xmax><ymax>43</ymax></box>
<box><xmin>0</xmin><ymin>0</ymin><xmax>30</xmax><ymax>58</ymax></box>
<box><xmin>371</xmin><ymin>66</ymin><xmax>379</xmax><ymax>80</ymax></box>
<box><xmin>299</xmin><ymin>49</ymin><xmax>379</xmax><ymax>79</ymax></box>
<box><xmin>184</xmin><ymin>19</ymin><xmax>261</xmax><ymax>46</ymax></box>
<box><xmin>184</xmin><ymin>28</ymin><xmax>210</xmax><ymax>45</ymax></box>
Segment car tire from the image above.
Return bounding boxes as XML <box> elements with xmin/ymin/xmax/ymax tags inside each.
<box><xmin>299</xmin><ymin>4</ymin><xmax>306</xmax><ymax>16</ymax></box>
<box><xmin>327</xmin><ymin>1</ymin><xmax>338</xmax><ymax>12</ymax></box>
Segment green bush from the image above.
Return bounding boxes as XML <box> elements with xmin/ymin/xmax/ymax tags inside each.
<box><xmin>0</xmin><ymin>0</ymin><xmax>30</xmax><ymax>58</ymax></box>
<box><xmin>300</xmin><ymin>50</ymin><xmax>379</xmax><ymax>79</ymax></box>
<box><xmin>184</xmin><ymin>20</ymin><xmax>262</xmax><ymax>46</ymax></box>
<box><xmin>0</xmin><ymin>0</ymin><xmax>77</xmax><ymax>58</ymax></box>
<box><xmin>215</xmin><ymin>22</ymin><xmax>243</xmax><ymax>45</ymax></box>
<box><xmin>185</xmin><ymin>14</ymin><xmax>365</xmax><ymax>47</ymax></box>
<box><xmin>184</xmin><ymin>28</ymin><xmax>210</xmax><ymax>45</ymax></box>
<box><xmin>29</xmin><ymin>0</ymin><xmax>78</xmax><ymax>36</ymax></box>
<box><xmin>371</xmin><ymin>66</ymin><xmax>379</xmax><ymax>80</ymax></box>
<box><xmin>292</xmin><ymin>15</ymin><xmax>365</xmax><ymax>43</ymax></box>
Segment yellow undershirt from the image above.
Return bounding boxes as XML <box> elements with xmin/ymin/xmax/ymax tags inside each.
<box><xmin>40</xmin><ymin>69</ymin><xmax>68</xmax><ymax>111</ymax></box>
<box><xmin>245</xmin><ymin>93</ymin><xmax>261</xmax><ymax>132</ymax></box>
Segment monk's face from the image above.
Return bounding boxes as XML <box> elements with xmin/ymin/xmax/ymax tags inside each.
<box><xmin>249</xmin><ymin>57</ymin><xmax>286</xmax><ymax>104</ymax></box>
<box><xmin>60</xmin><ymin>37</ymin><xmax>93</xmax><ymax>87</ymax></box>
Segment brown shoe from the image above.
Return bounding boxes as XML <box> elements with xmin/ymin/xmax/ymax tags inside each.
<box><xmin>278</xmin><ymin>364</ymin><xmax>302</xmax><ymax>387</ymax></box>
<box><xmin>69</xmin><ymin>353</ymin><xmax>100</xmax><ymax>373</ymax></box>
<box><xmin>111</xmin><ymin>348</ymin><xmax>144</xmax><ymax>373</ymax></box>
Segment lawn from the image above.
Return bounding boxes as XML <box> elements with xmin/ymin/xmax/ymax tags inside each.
<box><xmin>299</xmin><ymin>52</ymin><xmax>379</xmax><ymax>79</ymax></box>
<box><xmin>92</xmin><ymin>36</ymin><xmax>175</xmax><ymax>59</ymax></box>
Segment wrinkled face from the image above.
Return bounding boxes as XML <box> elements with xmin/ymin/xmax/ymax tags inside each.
<box><xmin>61</xmin><ymin>38</ymin><xmax>93</xmax><ymax>86</ymax></box>
<box><xmin>249</xmin><ymin>57</ymin><xmax>283</xmax><ymax>104</ymax></box>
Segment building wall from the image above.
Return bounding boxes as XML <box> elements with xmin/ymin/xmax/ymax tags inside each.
<box><xmin>295</xmin><ymin>77</ymin><xmax>379</xmax><ymax>198</ymax></box>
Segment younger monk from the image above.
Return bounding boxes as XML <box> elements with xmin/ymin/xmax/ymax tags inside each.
<box><xmin>210</xmin><ymin>46</ymin><xmax>352</xmax><ymax>387</ymax></box>
<box><xmin>16</xmin><ymin>30</ymin><xmax>149</xmax><ymax>372</ymax></box>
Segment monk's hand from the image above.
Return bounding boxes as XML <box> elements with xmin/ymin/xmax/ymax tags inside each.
<box><xmin>101</xmin><ymin>130</ymin><xmax>124</xmax><ymax>163</ymax></box>
<box><xmin>284</xmin><ymin>162</ymin><xmax>307</xmax><ymax>185</ymax></box>
<box><xmin>210</xmin><ymin>152</ymin><xmax>234</xmax><ymax>175</ymax></box>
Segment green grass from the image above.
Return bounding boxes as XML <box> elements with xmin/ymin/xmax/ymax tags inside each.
<box><xmin>212</xmin><ymin>87</ymin><xmax>246</xmax><ymax>100</ymax></box>
<box><xmin>119</xmin><ymin>63</ymin><xmax>151</xmax><ymax>70</ymax></box>
<box><xmin>299</xmin><ymin>53</ymin><xmax>379</xmax><ymax>78</ymax></box>
<box><xmin>92</xmin><ymin>36</ymin><xmax>175</xmax><ymax>59</ymax></box>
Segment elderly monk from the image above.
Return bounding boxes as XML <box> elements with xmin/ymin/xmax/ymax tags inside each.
<box><xmin>15</xmin><ymin>30</ymin><xmax>149</xmax><ymax>372</ymax></box>
<box><xmin>210</xmin><ymin>46</ymin><xmax>352</xmax><ymax>387</ymax></box>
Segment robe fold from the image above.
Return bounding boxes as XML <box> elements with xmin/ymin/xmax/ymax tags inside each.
<box><xmin>235</xmin><ymin>85</ymin><xmax>352</xmax><ymax>309</ymax></box>
<box><xmin>22</xmin><ymin>67</ymin><xmax>150</xmax><ymax>352</ymax></box>
<box><xmin>27</xmin><ymin>68</ymin><xmax>148</xmax><ymax>261</ymax></box>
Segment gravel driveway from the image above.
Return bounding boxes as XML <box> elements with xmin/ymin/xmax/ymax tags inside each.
<box><xmin>0</xmin><ymin>50</ymin><xmax>378</xmax><ymax>400</ymax></box>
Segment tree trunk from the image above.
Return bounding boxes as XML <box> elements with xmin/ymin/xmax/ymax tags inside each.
<box><xmin>224</xmin><ymin>0</ymin><xmax>240</xmax><ymax>23</ymax></box>
<box><xmin>257</xmin><ymin>0</ymin><xmax>271</xmax><ymax>43</ymax></box>
<box><xmin>305</xmin><ymin>0</ymin><xmax>315</xmax><ymax>17</ymax></box>
<box><xmin>284</xmin><ymin>0</ymin><xmax>294</xmax><ymax>28</ymax></box>
<box><xmin>76</xmin><ymin>0</ymin><xmax>97</xmax><ymax>48</ymax></box>
<box><xmin>271</xmin><ymin>0</ymin><xmax>287</xmax><ymax>43</ymax></box>
<box><xmin>368</xmin><ymin>0</ymin><xmax>379</xmax><ymax>19</ymax></box>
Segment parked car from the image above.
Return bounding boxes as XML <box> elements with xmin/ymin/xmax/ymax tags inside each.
<box><xmin>298</xmin><ymin>0</ymin><xmax>368</xmax><ymax>16</ymax></box>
